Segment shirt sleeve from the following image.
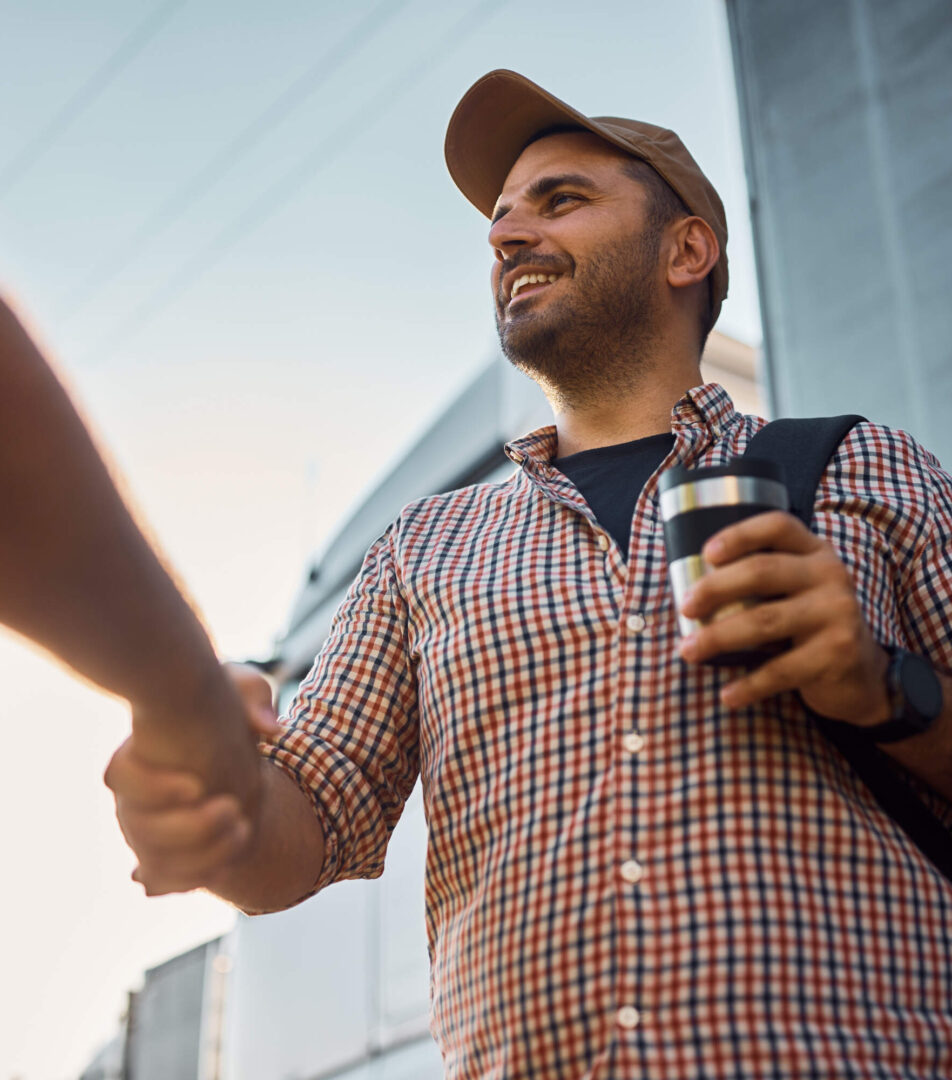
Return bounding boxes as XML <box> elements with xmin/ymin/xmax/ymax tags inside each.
<box><xmin>894</xmin><ymin>433</ymin><xmax>952</xmax><ymax>828</ymax></box>
<box><xmin>897</xmin><ymin>440</ymin><xmax>952</xmax><ymax>671</ymax></box>
<box><xmin>830</xmin><ymin>423</ymin><xmax>952</xmax><ymax>828</ymax></box>
<box><xmin>263</xmin><ymin>524</ymin><xmax>419</xmax><ymax>897</ymax></box>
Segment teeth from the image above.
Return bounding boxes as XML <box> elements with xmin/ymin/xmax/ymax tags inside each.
<box><xmin>511</xmin><ymin>272</ymin><xmax>559</xmax><ymax>299</ymax></box>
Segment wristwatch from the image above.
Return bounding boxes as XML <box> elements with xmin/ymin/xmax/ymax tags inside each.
<box><xmin>853</xmin><ymin>647</ymin><xmax>943</xmax><ymax>744</ymax></box>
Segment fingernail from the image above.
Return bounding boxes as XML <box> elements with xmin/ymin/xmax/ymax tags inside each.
<box><xmin>679</xmin><ymin>634</ymin><xmax>698</xmax><ymax>660</ymax></box>
<box><xmin>704</xmin><ymin>537</ymin><xmax>725</xmax><ymax>561</ymax></box>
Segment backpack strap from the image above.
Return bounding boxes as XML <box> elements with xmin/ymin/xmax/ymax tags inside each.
<box><xmin>819</xmin><ymin>719</ymin><xmax>952</xmax><ymax>884</ymax></box>
<box><xmin>743</xmin><ymin>416</ymin><xmax>952</xmax><ymax>887</ymax></box>
<box><xmin>743</xmin><ymin>415</ymin><xmax>866</xmax><ymax>525</ymax></box>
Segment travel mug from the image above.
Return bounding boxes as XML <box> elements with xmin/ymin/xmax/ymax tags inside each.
<box><xmin>658</xmin><ymin>458</ymin><xmax>789</xmax><ymax>664</ymax></box>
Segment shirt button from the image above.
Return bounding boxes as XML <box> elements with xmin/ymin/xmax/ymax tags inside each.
<box><xmin>617</xmin><ymin>1005</ymin><xmax>641</xmax><ymax>1030</ymax></box>
<box><xmin>620</xmin><ymin>859</ymin><xmax>645</xmax><ymax>884</ymax></box>
<box><xmin>622</xmin><ymin>731</ymin><xmax>646</xmax><ymax>754</ymax></box>
<box><xmin>595</xmin><ymin>532</ymin><xmax>610</xmax><ymax>551</ymax></box>
<box><xmin>626</xmin><ymin>613</ymin><xmax>646</xmax><ymax>633</ymax></box>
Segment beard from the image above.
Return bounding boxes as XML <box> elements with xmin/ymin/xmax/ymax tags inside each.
<box><xmin>494</xmin><ymin>228</ymin><xmax>664</xmax><ymax>409</ymax></box>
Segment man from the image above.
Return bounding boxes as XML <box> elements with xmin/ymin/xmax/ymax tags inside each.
<box><xmin>107</xmin><ymin>71</ymin><xmax>952</xmax><ymax>1078</ymax></box>
<box><xmin>0</xmin><ymin>295</ymin><xmax>273</xmax><ymax>806</ymax></box>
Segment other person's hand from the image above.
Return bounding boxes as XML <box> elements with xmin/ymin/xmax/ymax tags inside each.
<box><xmin>104</xmin><ymin>663</ymin><xmax>282</xmax><ymax>896</ymax></box>
<box><xmin>676</xmin><ymin>510</ymin><xmax>890</xmax><ymax>725</ymax></box>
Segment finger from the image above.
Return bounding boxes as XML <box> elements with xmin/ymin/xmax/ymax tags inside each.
<box><xmin>680</xmin><ymin>587</ymin><xmax>836</xmax><ymax>665</ymax></box>
<box><xmin>680</xmin><ymin>551</ymin><xmax>816</xmax><ymax>621</ymax></box>
<box><xmin>717</xmin><ymin>630</ymin><xmax>856</xmax><ymax>710</ymax></box>
<box><xmin>225</xmin><ymin>662</ymin><xmax>275</xmax><ymax>708</ymax></box>
<box><xmin>250</xmin><ymin>704</ymin><xmax>283</xmax><ymax>740</ymax></box>
<box><xmin>104</xmin><ymin>742</ymin><xmax>204</xmax><ymax>808</ymax></box>
<box><xmin>224</xmin><ymin>662</ymin><xmax>282</xmax><ymax>737</ymax></box>
<box><xmin>684</xmin><ymin>555</ymin><xmax>861</xmax><ymax>662</ymax></box>
<box><xmin>118</xmin><ymin>793</ymin><xmax>244</xmax><ymax>854</ymax></box>
<box><xmin>680</xmin><ymin>593</ymin><xmax>816</xmax><ymax>664</ymax></box>
<box><xmin>131</xmin><ymin>816</ymin><xmax>252</xmax><ymax>897</ymax></box>
<box><xmin>703</xmin><ymin>510</ymin><xmax>821</xmax><ymax>566</ymax></box>
<box><xmin>718</xmin><ymin>650</ymin><xmax>811</xmax><ymax>710</ymax></box>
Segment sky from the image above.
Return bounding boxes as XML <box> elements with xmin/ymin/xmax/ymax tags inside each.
<box><xmin>0</xmin><ymin>2</ymin><xmax>761</xmax><ymax>1076</ymax></box>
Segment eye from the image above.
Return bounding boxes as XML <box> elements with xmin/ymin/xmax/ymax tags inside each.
<box><xmin>549</xmin><ymin>191</ymin><xmax>582</xmax><ymax>211</ymax></box>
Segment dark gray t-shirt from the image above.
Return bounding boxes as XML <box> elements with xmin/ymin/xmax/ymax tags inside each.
<box><xmin>554</xmin><ymin>433</ymin><xmax>675</xmax><ymax>560</ymax></box>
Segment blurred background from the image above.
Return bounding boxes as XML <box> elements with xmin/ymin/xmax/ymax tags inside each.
<box><xmin>1</xmin><ymin>0</ymin><xmax>948</xmax><ymax>1077</ymax></box>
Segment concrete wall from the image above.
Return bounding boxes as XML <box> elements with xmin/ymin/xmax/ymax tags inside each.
<box><xmin>727</xmin><ymin>0</ymin><xmax>952</xmax><ymax>466</ymax></box>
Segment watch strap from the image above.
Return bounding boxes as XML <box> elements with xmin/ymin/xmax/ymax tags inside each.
<box><xmin>844</xmin><ymin>715</ymin><xmax>927</xmax><ymax>745</ymax></box>
<box><xmin>825</xmin><ymin>648</ymin><xmax>941</xmax><ymax>744</ymax></box>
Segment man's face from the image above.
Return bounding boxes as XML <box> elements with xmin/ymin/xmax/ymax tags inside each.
<box><xmin>489</xmin><ymin>131</ymin><xmax>666</xmax><ymax>404</ymax></box>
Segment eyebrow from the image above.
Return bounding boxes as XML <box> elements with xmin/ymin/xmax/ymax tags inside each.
<box><xmin>491</xmin><ymin>173</ymin><xmax>600</xmax><ymax>224</ymax></box>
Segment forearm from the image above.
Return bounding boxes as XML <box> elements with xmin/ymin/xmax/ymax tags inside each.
<box><xmin>206</xmin><ymin>760</ymin><xmax>327</xmax><ymax>914</ymax></box>
<box><xmin>0</xmin><ymin>298</ymin><xmax>261</xmax><ymax>801</ymax></box>
<box><xmin>0</xmin><ymin>297</ymin><xmax>215</xmax><ymax>703</ymax></box>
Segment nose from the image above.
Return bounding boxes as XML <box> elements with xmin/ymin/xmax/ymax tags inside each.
<box><xmin>488</xmin><ymin>205</ymin><xmax>541</xmax><ymax>263</ymax></box>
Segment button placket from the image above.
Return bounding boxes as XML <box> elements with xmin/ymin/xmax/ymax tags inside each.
<box><xmin>614</xmin><ymin>518</ymin><xmax>656</xmax><ymax>1049</ymax></box>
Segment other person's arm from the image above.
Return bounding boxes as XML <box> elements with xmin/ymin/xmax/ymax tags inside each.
<box><xmin>107</xmin><ymin>523</ymin><xmax>420</xmax><ymax>908</ymax></box>
<box><xmin>0</xmin><ymin>295</ymin><xmax>259</xmax><ymax>807</ymax></box>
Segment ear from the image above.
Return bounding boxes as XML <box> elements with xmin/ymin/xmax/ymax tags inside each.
<box><xmin>665</xmin><ymin>216</ymin><xmax>719</xmax><ymax>291</ymax></box>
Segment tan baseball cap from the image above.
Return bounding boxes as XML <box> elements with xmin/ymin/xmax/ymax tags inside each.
<box><xmin>445</xmin><ymin>69</ymin><xmax>729</xmax><ymax>327</ymax></box>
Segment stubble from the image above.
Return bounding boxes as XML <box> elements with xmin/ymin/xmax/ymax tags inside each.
<box><xmin>494</xmin><ymin>227</ymin><xmax>665</xmax><ymax>410</ymax></box>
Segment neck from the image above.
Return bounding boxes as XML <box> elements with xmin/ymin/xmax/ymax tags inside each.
<box><xmin>548</xmin><ymin>359</ymin><xmax>703</xmax><ymax>457</ymax></box>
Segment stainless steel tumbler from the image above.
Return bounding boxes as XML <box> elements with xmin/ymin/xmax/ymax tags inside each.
<box><xmin>658</xmin><ymin>458</ymin><xmax>789</xmax><ymax>656</ymax></box>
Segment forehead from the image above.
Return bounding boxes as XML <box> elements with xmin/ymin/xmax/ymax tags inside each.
<box><xmin>496</xmin><ymin>131</ymin><xmax>638</xmax><ymax>204</ymax></box>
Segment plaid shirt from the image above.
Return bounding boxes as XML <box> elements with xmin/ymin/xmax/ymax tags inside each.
<box><xmin>269</xmin><ymin>384</ymin><xmax>952</xmax><ymax>1079</ymax></box>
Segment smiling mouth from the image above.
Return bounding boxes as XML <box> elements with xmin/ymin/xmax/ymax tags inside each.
<box><xmin>509</xmin><ymin>272</ymin><xmax>561</xmax><ymax>303</ymax></box>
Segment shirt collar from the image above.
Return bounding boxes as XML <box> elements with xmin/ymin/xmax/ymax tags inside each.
<box><xmin>504</xmin><ymin>382</ymin><xmax>741</xmax><ymax>468</ymax></box>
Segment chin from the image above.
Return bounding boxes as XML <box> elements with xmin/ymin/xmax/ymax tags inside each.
<box><xmin>498</xmin><ymin>304</ymin><xmax>567</xmax><ymax>360</ymax></box>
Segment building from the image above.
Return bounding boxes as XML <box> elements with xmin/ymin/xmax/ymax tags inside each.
<box><xmin>726</xmin><ymin>0</ymin><xmax>952</xmax><ymax>463</ymax></box>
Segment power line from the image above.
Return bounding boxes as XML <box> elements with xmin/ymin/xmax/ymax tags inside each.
<box><xmin>83</xmin><ymin>0</ymin><xmax>507</xmax><ymax>366</ymax></box>
<box><xmin>0</xmin><ymin>0</ymin><xmax>187</xmax><ymax>196</ymax></box>
<box><xmin>60</xmin><ymin>0</ymin><xmax>411</xmax><ymax>321</ymax></box>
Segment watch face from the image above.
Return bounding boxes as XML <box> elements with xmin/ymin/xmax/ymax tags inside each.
<box><xmin>902</xmin><ymin>652</ymin><xmax>943</xmax><ymax>724</ymax></box>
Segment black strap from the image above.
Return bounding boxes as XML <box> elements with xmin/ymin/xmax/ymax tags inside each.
<box><xmin>818</xmin><ymin>718</ymin><xmax>952</xmax><ymax>882</ymax></box>
<box><xmin>744</xmin><ymin>416</ymin><xmax>952</xmax><ymax>886</ymax></box>
<box><xmin>744</xmin><ymin>415</ymin><xmax>866</xmax><ymax>525</ymax></box>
